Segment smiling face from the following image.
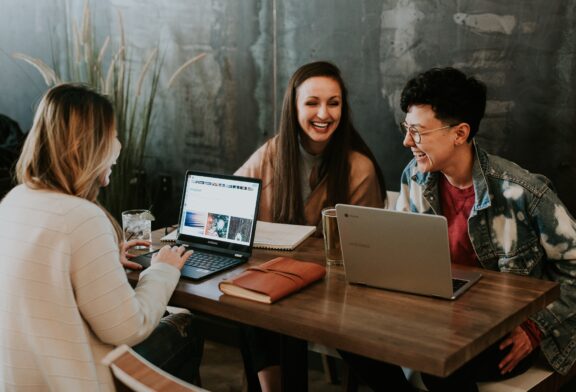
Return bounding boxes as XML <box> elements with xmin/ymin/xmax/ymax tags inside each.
<box><xmin>403</xmin><ymin>104</ymin><xmax>459</xmax><ymax>174</ymax></box>
<box><xmin>296</xmin><ymin>76</ymin><xmax>342</xmax><ymax>155</ymax></box>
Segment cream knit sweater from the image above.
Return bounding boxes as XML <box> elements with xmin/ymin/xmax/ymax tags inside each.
<box><xmin>0</xmin><ymin>185</ymin><xmax>180</xmax><ymax>391</ymax></box>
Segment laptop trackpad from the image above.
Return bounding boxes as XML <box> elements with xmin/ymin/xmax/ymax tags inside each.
<box><xmin>181</xmin><ymin>265</ymin><xmax>212</xmax><ymax>279</ymax></box>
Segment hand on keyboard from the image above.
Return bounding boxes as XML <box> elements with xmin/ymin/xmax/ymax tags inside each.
<box><xmin>152</xmin><ymin>245</ymin><xmax>194</xmax><ymax>270</ymax></box>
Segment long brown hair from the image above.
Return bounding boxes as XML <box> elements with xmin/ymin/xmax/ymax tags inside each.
<box><xmin>272</xmin><ymin>61</ymin><xmax>386</xmax><ymax>224</ymax></box>
<box><xmin>16</xmin><ymin>83</ymin><xmax>122</xmax><ymax>241</ymax></box>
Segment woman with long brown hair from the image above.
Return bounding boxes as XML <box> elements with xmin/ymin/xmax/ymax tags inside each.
<box><xmin>236</xmin><ymin>61</ymin><xmax>387</xmax><ymax>391</ymax></box>
<box><xmin>0</xmin><ymin>84</ymin><xmax>203</xmax><ymax>391</ymax></box>
<box><xmin>236</xmin><ymin>61</ymin><xmax>387</xmax><ymax>230</ymax></box>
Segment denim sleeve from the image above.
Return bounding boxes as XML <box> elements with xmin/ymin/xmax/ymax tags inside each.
<box><xmin>530</xmin><ymin>187</ymin><xmax>576</xmax><ymax>336</ymax></box>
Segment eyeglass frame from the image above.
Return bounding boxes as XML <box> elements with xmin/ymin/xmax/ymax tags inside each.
<box><xmin>399</xmin><ymin>121</ymin><xmax>458</xmax><ymax>144</ymax></box>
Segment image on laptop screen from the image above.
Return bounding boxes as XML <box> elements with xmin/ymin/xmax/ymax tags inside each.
<box><xmin>178</xmin><ymin>173</ymin><xmax>260</xmax><ymax>247</ymax></box>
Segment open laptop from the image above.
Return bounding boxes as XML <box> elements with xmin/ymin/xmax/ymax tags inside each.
<box><xmin>133</xmin><ymin>171</ymin><xmax>261</xmax><ymax>280</ymax></box>
<box><xmin>335</xmin><ymin>204</ymin><xmax>481</xmax><ymax>300</ymax></box>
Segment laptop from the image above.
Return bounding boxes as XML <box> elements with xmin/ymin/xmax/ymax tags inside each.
<box><xmin>335</xmin><ymin>204</ymin><xmax>482</xmax><ymax>300</ymax></box>
<box><xmin>133</xmin><ymin>171</ymin><xmax>262</xmax><ymax>280</ymax></box>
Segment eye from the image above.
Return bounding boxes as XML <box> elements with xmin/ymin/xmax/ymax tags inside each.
<box><xmin>328</xmin><ymin>100</ymin><xmax>341</xmax><ymax>107</ymax></box>
<box><xmin>305</xmin><ymin>101</ymin><xmax>318</xmax><ymax>106</ymax></box>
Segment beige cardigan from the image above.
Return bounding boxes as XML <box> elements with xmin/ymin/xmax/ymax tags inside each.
<box><xmin>0</xmin><ymin>185</ymin><xmax>180</xmax><ymax>391</ymax></box>
<box><xmin>235</xmin><ymin>137</ymin><xmax>384</xmax><ymax>229</ymax></box>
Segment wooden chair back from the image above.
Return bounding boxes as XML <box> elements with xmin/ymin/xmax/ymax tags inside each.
<box><xmin>102</xmin><ymin>344</ymin><xmax>208</xmax><ymax>392</ymax></box>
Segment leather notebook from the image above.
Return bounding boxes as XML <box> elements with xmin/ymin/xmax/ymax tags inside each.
<box><xmin>218</xmin><ymin>257</ymin><xmax>326</xmax><ymax>303</ymax></box>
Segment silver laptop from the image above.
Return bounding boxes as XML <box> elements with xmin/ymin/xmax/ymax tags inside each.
<box><xmin>335</xmin><ymin>204</ymin><xmax>481</xmax><ymax>300</ymax></box>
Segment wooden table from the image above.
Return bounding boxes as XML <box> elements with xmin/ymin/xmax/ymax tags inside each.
<box><xmin>129</xmin><ymin>229</ymin><xmax>559</xmax><ymax>388</ymax></box>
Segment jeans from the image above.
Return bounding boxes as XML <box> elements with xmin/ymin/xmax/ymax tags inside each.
<box><xmin>132</xmin><ymin>312</ymin><xmax>204</xmax><ymax>384</ymax></box>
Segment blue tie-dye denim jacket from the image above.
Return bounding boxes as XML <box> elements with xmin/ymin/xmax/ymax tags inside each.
<box><xmin>397</xmin><ymin>143</ymin><xmax>576</xmax><ymax>375</ymax></box>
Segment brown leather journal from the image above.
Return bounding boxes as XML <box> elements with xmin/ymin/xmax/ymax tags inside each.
<box><xmin>218</xmin><ymin>257</ymin><xmax>326</xmax><ymax>304</ymax></box>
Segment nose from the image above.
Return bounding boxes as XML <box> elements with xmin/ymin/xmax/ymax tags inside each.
<box><xmin>402</xmin><ymin>130</ymin><xmax>416</xmax><ymax>148</ymax></box>
<box><xmin>317</xmin><ymin>103</ymin><xmax>328</xmax><ymax>119</ymax></box>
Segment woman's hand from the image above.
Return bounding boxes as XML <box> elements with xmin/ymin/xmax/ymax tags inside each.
<box><xmin>120</xmin><ymin>240</ymin><xmax>151</xmax><ymax>270</ymax></box>
<box><xmin>498</xmin><ymin>326</ymin><xmax>534</xmax><ymax>374</ymax></box>
<box><xmin>151</xmin><ymin>245</ymin><xmax>193</xmax><ymax>270</ymax></box>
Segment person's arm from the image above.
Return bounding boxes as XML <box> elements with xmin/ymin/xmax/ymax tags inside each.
<box><xmin>348</xmin><ymin>153</ymin><xmax>384</xmax><ymax>208</ymax></box>
<box><xmin>530</xmin><ymin>188</ymin><xmax>576</xmax><ymax>335</ymax></box>
<box><xmin>70</xmin><ymin>207</ymin><xmax>182</xmax><ymax>347</ymax></box>
<box><xmin>501</xmin><ymin>186</ymin><xmax>576</xmax><ymax>374</ymax></box>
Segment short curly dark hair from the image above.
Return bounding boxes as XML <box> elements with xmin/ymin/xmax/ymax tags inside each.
<box><xmin>400</xmin><ymin>67</ymin><xmax>487</xmax><ymax>141</ymax></box>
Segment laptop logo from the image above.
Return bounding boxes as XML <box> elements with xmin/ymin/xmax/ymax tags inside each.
<box><xmin>207</xmin><ymin>240</ymin><xmax>218</xmax><ymax>245</ymax></box>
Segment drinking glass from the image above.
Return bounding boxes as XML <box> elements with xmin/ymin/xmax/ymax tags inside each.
<box><xmin>121</xmin><ymin>209</ymin><xmax>153</xmax><ymax>249</ymax></box>
<box><xmin>321</xmin><ymin>207</ymin><xmax>343</xmax><ymax>266</ymax></box>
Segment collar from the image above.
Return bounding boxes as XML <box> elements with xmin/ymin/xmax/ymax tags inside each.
<box><xmin>411</xmin><ymin>140</ymin><xmax>492</xmax><ymax>212</ymax></box>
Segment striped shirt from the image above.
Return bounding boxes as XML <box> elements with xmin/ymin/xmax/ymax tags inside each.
<box><xmin>0</xmin><ymin>185</ymin><xmax>180</xmax><ymax>391</ymax></box>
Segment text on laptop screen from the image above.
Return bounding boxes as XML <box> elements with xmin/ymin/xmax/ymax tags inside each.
<box><xmin>179</xmin><ymin>174</ymin><xmax>260</xmax><ymax>245</ymax></box>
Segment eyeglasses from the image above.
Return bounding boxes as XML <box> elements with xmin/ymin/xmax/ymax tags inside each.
<box><xmin>399</xmin><ymin>122</ymin><xmax>456</xmax><ymax>144</ymax></box>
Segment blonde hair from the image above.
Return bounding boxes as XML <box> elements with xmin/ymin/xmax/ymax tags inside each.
<box><xmin>16</xmin><ymin>83</ymin><xmax>122</xmax><ymax>241</ymax></box>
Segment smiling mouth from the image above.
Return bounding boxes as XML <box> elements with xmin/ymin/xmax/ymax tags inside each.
<box><xmin>311</xmin><ymin>121</ymin><xmax>330</xmax><ymax>129</ymax></box>
<box><xmin>414</xmin><ymin>152</ymin><xmax>426</xmax><ymax>159</ymax></box>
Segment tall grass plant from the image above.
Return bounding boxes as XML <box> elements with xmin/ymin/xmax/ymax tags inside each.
<box><xmin>13</xmin><ymin>1</ymin><xmax>204</xmax><ymax>219</ymax></box>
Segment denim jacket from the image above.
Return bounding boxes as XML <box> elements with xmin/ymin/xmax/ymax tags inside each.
<box><xmin>397</xmin><ymin>143</ymin><xmax>576</xmax><ymax>375</ymax></box>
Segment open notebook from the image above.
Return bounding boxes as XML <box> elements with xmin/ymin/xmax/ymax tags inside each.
<box><xmin>162</xmin><ymin>220</ymin><xmax>315</xmax><ymax>251</ymax></box>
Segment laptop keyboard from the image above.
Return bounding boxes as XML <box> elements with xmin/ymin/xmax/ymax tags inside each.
<box><xmin>452</xmin><ymin>278</ymin><xmax>468</xmax><ymax>293</ymax></box>
<box><xmin>185</xmin><ymin>251</ymin><xmax>240</xmax><ymax>272</ymax></box>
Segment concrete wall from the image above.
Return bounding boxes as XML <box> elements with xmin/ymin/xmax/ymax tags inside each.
<box><xmin>1</xmin><ymin>0</ymin><xmax>575</xmax><ymax>215</ymax></box>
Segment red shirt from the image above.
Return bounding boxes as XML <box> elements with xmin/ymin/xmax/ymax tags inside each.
<box><xmin>439</xmin><ymin>175</ymin><xmax>478</xmax><ymax>267</ymax></box>
<box><xmin>440</xmin><ymin>176</ymin><xmax>542</xmax><ymax>346</ymax></box>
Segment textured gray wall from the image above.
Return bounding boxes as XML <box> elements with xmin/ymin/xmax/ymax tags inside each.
<box><xmin>1</xmin><ymin>0</ymin><xmax>575</xmax><ymax>215</ymax></box>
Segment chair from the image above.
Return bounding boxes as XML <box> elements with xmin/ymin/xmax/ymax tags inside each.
<box><xmin>102</xmin><ymin>344</ymin><xmax>209</xmax><ymax>392</ymax></box>
<box><xmin>477</xmin><ymin>356</ymin><xmax>576</xmax><ymax>392</ymax></box>
<box><xmin>386</xmin><ymin>190</ymin><xmax>400</xmax><ymax>210</ymax></box>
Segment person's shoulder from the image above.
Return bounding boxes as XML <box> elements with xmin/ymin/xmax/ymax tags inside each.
<box><xmin>3</xmin><ymin>185</ymin><xmax>108</xmax><ymax>233</ymax></box>
<box><xmin>6</xmin><ymin>184</ymin><xmax>96</xmax><ymax>213</ymax></box>
<box><xmin>236</xmin><ymin>136</ymin><xmax>278</xmax><ymax>177</ymax></box>
<box><xmin>258</xmin><ymin>135</ymin><xmax>278</xmax><ymax>156</ymax></box>
<box><xmin>483</xmin><ymin>151</ymin><xmax>552</xmax><ymax>196</ymax></box>
<box><xmin>400</xmin><ymin>158</ymin><xmax>418</xmax><ymax>183</ymax></box>
<box><xmin>348</xmin><ymin>150</ymin><xmax>376</xmax><ymax>175</ymax></box>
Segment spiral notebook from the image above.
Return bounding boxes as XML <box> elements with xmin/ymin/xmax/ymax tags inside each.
<box><xmin>162</xmin><ymin>220</ymin><xmax>315</xmax><ymax>251</ymax></box>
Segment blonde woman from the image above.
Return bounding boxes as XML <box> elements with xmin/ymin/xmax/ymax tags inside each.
<box><xmin>0</xmin><ymin>84</ymin><xmax>203</xmax><ymax>391</ymax></box>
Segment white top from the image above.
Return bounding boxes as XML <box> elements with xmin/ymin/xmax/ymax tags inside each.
<box><xmin>0</xmin><ymin>185</ymin><xmax>180</xmax><ymax>391</ymax></box>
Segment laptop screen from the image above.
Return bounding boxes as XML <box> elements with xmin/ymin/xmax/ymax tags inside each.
<box><xmin>177</xmin><ymin>171</ymin><xmax>261</xmax><ymax>253</ymax></box>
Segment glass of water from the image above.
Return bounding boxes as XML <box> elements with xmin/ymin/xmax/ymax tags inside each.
<box><xmin>121</xmin><ymin>209</ymin><xmax>154</xmax><ymax>249</ymax></box>
<box><xmin>321</xmin><ymin>207</ymin><xmax>343</xmax><ymax>266</ymax></box>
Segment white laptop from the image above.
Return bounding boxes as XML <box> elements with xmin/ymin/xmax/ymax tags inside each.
<box><xmin>335</xmin><ymin>204</ymin><xmax>482</xmax><ymax>300</ymax></box>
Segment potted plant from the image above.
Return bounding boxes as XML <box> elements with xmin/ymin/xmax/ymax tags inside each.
<box><xmin>13</xmin><ymin>1</ymin><xmax>204</xmax><ymax>219</ymax></box>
